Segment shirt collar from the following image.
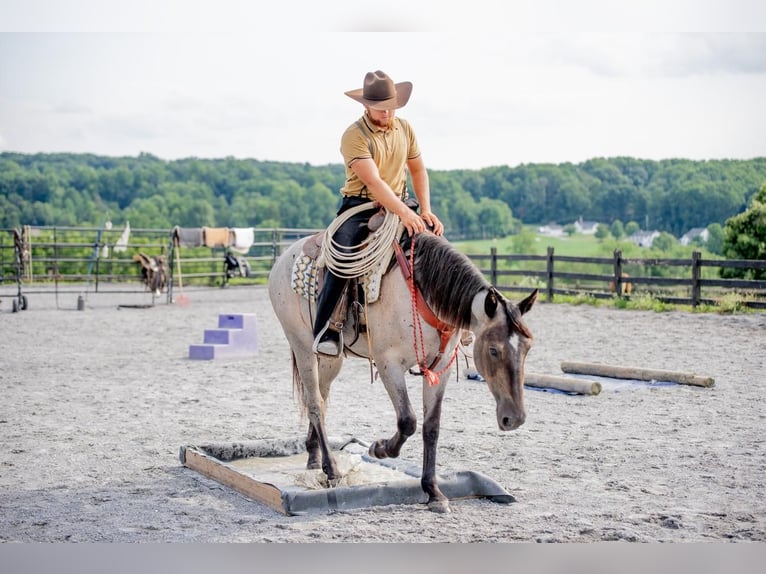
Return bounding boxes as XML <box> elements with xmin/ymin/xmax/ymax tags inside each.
<box><xmin>362</xmin><ymin>114</ymin><xmax>396</xmax><ymax>133</ymax></box>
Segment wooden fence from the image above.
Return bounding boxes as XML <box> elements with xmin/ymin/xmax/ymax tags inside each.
<box><xmin>2</xmin><ymin>226</ymin><xmax>765</xmax><ymax>311</ymax></box>
<box><xmin>469</xmin><ymin>247</ymin><xmax>766</xmax><ymax>309</ymax></box>
<box><xmin>0</xmin><ymin>226</ymin><xmax>319</xmax><ymax>308</ymax></box>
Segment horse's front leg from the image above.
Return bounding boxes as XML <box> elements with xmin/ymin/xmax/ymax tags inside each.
<box><xmin>421</xmin><ymin>377</ymin><xmax>450</xmax><ymax>513</ymax></box>
<box><xmin>368</xmin><ymin>365</ymin><xmax>417</xmax><ymax>460</ymax></box>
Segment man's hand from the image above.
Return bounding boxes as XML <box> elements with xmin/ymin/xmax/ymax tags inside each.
<box><xmin>421</xmin><ymin>210</ymin><xmax>444</xmax><ymax>236</ymax></box>
<box><xmin>399</xmin><ymin>206</ymin><xmax>427</xmax><ymax>236</ymax></box>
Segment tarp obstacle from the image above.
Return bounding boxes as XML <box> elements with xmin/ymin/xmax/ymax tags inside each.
<box><xmin>188</xmin><ymin>313</ymin><xmax>258</xmax><ymax>360</ymax></box>
<box><xmin>180</xmin><ymin>437</ymin><xmax>515</xmax><ymax>515</ymax></box>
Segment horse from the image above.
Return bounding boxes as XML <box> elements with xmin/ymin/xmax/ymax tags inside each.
<box><xmin>609</xmin><ymin>272</ymin><xmax>633</xmax><ymax>296</ymax></box>
<box><xmin>132</xmin><ymin>252</ymin><xmax>169</xmax><ymax>295</ymax></box>
<box><xmin>268</xmin><ymin>231</ymin><xmax>537</xmax><ymax>513</ymax></box>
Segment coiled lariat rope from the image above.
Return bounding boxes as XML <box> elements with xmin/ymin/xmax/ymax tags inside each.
<box><xmin>321</xmin><ymin>202</ymin><xmax>401</xmax><ymax>279</ymax></box>
<box><xmin>320</xmin><ymin>202</ymin><xmax>400</xmax><ymax>375</ymax></box>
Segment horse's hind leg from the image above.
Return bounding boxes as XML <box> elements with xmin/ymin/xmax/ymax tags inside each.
<box><xmin>305</xmin><ymin>364</ymin><xmax>337</xmax><ymax>469</ymax></box>
<box><xmin>302</xmin><ymin>356</ymin><xmax>343</xmax><ymax>479</ymax></box>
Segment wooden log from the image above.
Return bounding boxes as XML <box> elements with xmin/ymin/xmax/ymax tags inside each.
<box><xmin>180</xmin><ymin>446</ymin><xmax>287</xmax><ymax>514</ymax></box>
<box><xmin>525</xmin><ymin>373</ymin><xmax>602</xmax><ymax>396</ymax></box>
<box><xmin>560</xmin><ymin>361</ymin><xmax>715</xmax><ymax>388</ymax></box>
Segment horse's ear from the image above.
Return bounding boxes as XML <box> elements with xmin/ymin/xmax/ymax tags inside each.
<box><xmin>518</xmin><ymin>289</ymin><xmax>538</xmax><ymax>316</ymax></box>
<box><xmin>484</xmin><ymin>289</ymin><xmax>499</xmax><ymax>318</ymax></box>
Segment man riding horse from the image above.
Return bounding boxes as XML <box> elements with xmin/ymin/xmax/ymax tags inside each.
<box><xmin>312</xmin><ymin>70</ymin><xmax>445</xmax><ymax>356</ymax></box>
<box><xmin>270</xmin><ymin>72</ymin><xmax>538</xmax><ymax>512</ymax></box>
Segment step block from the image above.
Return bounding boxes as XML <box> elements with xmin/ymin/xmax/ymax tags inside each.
<box><xmin>204</xmin><ymin>329</ymin><xmax>232</xmax><ymax>345</ymax></box>
<box><xmin>189</xmin><ymin>313</ymin><xmax>258</xmax><ymax>361</ymax></box>
<box><xmin>188</xmin><ymin>344</ymin><xmax>215</xmax><ymax>360</ymax></box>
<box><xmin>218</xmin><ymin>313</ymin><xmax>248</xmax><ymax>329</ymax></box>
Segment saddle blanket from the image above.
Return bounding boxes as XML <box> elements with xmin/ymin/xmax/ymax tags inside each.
<box><xmin>290</xmin><ymin>250</ymin><xmax>392</xmax><ymax>304</ymax></box>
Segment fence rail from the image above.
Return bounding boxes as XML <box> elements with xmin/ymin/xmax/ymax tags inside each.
<box><xmin>2</xmin><ymin>226</ymin><xmax>765</xmax><ymax>311</ymax></box>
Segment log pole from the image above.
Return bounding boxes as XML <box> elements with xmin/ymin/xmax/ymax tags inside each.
<box><xmin>560</xmin><ymin>361</ymin><xmax>715</xmax><ymax>388</ymax></box>
<box><xmin>525</xmin><ymin>373</ymin><xmax>602</xmax><ymax>396</ymax></box>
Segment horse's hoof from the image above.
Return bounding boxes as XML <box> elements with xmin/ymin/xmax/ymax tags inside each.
<box><xmin>368</xmin><ymin>440</ymin><xmax>388</xmax><ymax>459</ymax></box>
<box><xmin>306</xmin><ymin>460</ymin><xmax>321</xmax><ymax>470</ymax></box>
<box><xmin>428</xmin><ymin>499</ymin><xmax>451</xmax><ymax>514</ymax></box>
<box><xmin>327</xmin><ymin>476</ymin><xmax>344</xmax><ymax>488</ymax></box>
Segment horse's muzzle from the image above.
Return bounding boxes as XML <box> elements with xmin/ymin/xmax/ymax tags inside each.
<box><xmin>497</xmin><ymin>402</ymin><xmax>526</xmax><ymax>431</ymax></box>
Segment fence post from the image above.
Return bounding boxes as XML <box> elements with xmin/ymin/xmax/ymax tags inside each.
<box><xmin>691</xmin><ymin>251</ymin><xmax>701</xmax><ymax>308</ymax></box>
<box><xmin>95</xmin><ymin>248</ymin><xmax>100</xmax><ymax>293</ymax></box>
<box><xmin>271</xmin><ymin>229</ymin><xmax>279</xmax><ymax>266</ymax></box>
<box><xmin>613</xmin><ymin>249</ymin><xmax>623</xmax><ymax>298</ymax></box>
<box><xmin>168</xmin><ymin>237</ymin><xmax>175</xmax><ymax>303</ymax></box>
<box><xmin>546</xmin><ymin>247</ymin><xmax>554</xmax><ymax>302</ymax></box>
<box><xmin>490</xmin><ymin>246</ymin><xmax>498</xmax><ymax>287</ymax></box>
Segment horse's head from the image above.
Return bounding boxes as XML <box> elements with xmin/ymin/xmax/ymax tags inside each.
<box><xmin>472</xmin><ymin>288</ymin><xmax>537</xmax><ymax>431</ymax></box>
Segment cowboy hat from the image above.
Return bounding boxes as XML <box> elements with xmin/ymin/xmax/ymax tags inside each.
<box><xmin>344</xmin><ymin>70</ymin><xmax>412</xmax><ymax>110</ymax></box>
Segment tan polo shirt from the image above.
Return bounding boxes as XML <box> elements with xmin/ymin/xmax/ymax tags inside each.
<box><xmin>339</xmin><ymin>114</ymin><xmax>420</xmax><ymax>199</ymax></box>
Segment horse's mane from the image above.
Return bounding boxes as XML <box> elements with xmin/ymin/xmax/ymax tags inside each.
<box><xmin>406</xmin><ymin>232</ymin><xmax>490</xmax><ymax>331</ymax></box>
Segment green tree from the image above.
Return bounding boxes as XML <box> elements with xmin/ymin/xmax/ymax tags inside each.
<box><xmin>303</xmin><ymin>182</ymin><xmax>338</xmax><ymax>227</ymax></box>
<box><xmin>446</xmin><ymin>191</ymin><xmax>480</xmax><ymax>238</ymax></box>
<box><xmin>510</xmin><ymin>227</ymin><xmax>537</xmax><ymax>254</ymax></box>
<box><xmin>610</xmin><ymin>219</ymin><xmax>625</xmax><ymax>239</ymax></box>
<box><xmin>652</xmin><ymin>231</ymin><xmax>677</xmax><ymax>252</ymax></box>
<box><xmin>706</xmin><ymin>223</ymin><xmax>724</xmax><ymax>255</ymax></box>
<box><xmin>721</xmin><ymin>183</ymin><xmax>766</xmax><ymax>279</ymax></box>
<box><xmin>476</xmin><ymin>197</ymin><xmax>515</xmax><ymax>237</ymax></box>
<box><xmin>594</xmin><ymin>223</ymin><xmax>610</xmax><ymax>240</ymax></box>
<box><xmin>0</xmin><ymin>195</ymin><xmax>22</xmax><ymax>227</ymax></box>
<box><xmin>3</xmin><ymin>152</ymin><xmax>766</xmax><ymax>237</ymax></box>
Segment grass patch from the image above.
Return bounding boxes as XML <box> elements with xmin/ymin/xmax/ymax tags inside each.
<box><xmin>709</xmin><ymin>292</ymin><xmax>754</xmax><ymax>314</ymax></box>
<box><xmin>622</xmin><ymin>293</ymin><xmax>675</xmax><ymax>312</ymax></box>
<box><xmin>551</xmin><ymin>293</ymin><xmax>602</xmax><ymax>306</ymax></box>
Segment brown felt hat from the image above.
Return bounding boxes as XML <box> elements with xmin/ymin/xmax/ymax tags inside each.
<box><xmin>344</xmin><ymin>70</ymin><xmax>413</xmax><ymax>110</ymax></box>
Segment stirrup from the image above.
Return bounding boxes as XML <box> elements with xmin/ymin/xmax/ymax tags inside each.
<box><xmin>312</xmin><ymin>323</ymin><xmax>343</xmax><ymax>357</ymax></box>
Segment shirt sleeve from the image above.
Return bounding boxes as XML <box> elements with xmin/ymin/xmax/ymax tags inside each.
<box><xmin>340</xmin><ymin>123</ymin><xmax>372</xmax><ymax>167</ymax></box>
<box><xmin>399</xmin><ymin>118</ymin><xmax>421</xmax><ymax>160</ymax></box>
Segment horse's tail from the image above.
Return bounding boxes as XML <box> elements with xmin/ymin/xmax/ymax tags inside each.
<box><xmin>291</xmin><ymin>350</ymin><xmax>307</xmax><ymax>416</ymax></box>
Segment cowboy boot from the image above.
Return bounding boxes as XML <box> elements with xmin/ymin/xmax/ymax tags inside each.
<box><xmin>312</xmin><ymin>271</ymin><xmax>347</xmax><ymax>356</ymax></box>
<box><xmin>312</xmin><ymin>196</ymin><xmax>372</xmax><ymax>356</ymax></box>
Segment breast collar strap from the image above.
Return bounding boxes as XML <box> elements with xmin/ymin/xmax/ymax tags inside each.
<box><xmin>393</xmin><ymin>241</ymin><xmax>456</xmax><ymax>367</ymax></box>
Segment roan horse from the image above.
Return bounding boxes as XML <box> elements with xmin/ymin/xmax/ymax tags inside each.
<box><xmin>268</xmin><ymin>231</ymin><xmax>537</xmax><ymax>513</ymax></box>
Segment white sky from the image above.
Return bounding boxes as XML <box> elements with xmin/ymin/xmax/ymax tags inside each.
<box><xmin>1</xmin><ymin>1</ymin><xmax>765</xmax><ymax>170</ymax></box>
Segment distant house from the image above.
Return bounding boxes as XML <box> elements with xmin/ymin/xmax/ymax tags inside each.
<box><xmin>538</xmin><ymin>223</ymin><xmax>566</xmax><ymax>237</ymax></box>
<box><xmin>680</xmin><ymin>227</ymin><xmax>709</xmax><ymax>246</ymax></box>
<box><xmin>573</xmin><ymin>217</ymin><xmax>599</xmax><ymax>235</ymax></box>
<box><xmin>629</xmin><ymin>230</ymin><xmax>661</xmax><ymax>248</ymax></box>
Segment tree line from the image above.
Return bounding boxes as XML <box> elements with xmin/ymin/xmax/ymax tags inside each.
<box><xmin>1</xmin><ymin>152</ymin><xmax>765</xmax><ymax>243</ymax></box>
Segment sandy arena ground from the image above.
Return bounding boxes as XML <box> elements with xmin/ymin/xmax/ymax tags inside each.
<box><xmin>1</xmin><ymin>283</ymin><xmax>764</xmax><ymax>542</ymax></box>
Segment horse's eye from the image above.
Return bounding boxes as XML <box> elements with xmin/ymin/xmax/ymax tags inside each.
<box><xmin>489</xmin><ymin>347</ymin><xmax>499</xmax><ymax>357</ymax></box>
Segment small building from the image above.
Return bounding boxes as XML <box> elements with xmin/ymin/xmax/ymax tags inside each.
<box><xmin>629</xmin><ymin>230</ymin><xmax>661</xmax><ymax>248</ymax></box>
<box><xmin>538</xmin><ymin>223</ymin><xmax>566</xmax><ymax>237</ymax></box>
<box><xmin>680</xmin><ymin>227</ymin><xmax>709</xmax><ymax>246</ymax></box>
<box><xmin>573</xmin><ymin>217</ymin><xmax>600</xmax><ymax>235</ymax></box>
